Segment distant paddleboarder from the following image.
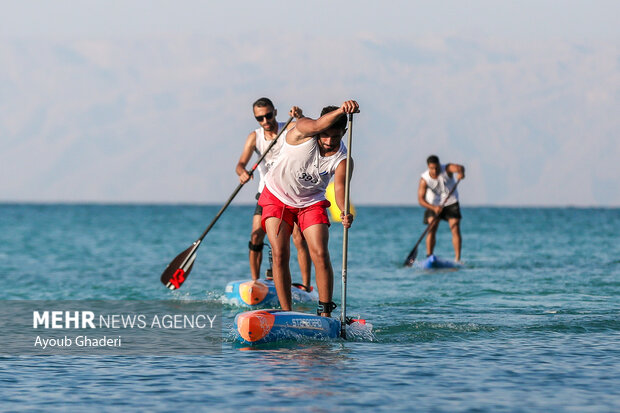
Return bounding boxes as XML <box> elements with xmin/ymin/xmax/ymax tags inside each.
<box><xmin>235</xmin><ymin>98</ymin><xmax>311</xmax><ymax>288</ymax></box>
<box><xmin>418</xmin><ymin>155</ymin><xmax>465</xmax><ymax>263</ymax></box>
<box><xmin>259</xmin><ymin>100</ymin><xmax>359</xmax><ymax>317</ymax></box>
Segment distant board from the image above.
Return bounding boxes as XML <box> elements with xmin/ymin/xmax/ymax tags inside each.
<box><xmin>415</xmin><ymin>254</ymin><xmax>461</xmax><ymax>270</ymax></box>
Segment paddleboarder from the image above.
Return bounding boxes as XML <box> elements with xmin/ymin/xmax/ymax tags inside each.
<box><xmin>418</xmin><ymin>155</ymin><xmax>465</xmax><ymax>262</ymax></box>
<box><xmin>259</xmin><ymin>100</ymin><xmax>359</xmax><ymax>317</ymax></box>
<box><xmin>235</xmin><ymin>98</ymin><xmax>312</xmax><ymax>289</ymax></box>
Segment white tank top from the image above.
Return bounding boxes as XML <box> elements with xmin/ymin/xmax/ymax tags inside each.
<box><xmin>421</xmin><ymin>164</ymin><xmax>459</xmax><ymax>206</ymax></box>
<box><xmin>254</xmin><ymin>122</ymin><xmax>286</xmax><ymax>193</ymax></box>
<box><xmin>265</xmin><ymin>137</ymin><xmax>348</xmax><ymax>208</ymax></box>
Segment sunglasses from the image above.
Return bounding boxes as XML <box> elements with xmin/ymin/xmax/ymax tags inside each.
<box><xmin>255</xmin><ymin>112</ymin><xmax>274</xmax><ymax>122</ymax></box>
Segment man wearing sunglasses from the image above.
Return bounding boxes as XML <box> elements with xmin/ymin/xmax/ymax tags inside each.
<box><xmin>259</xmin><ymin>100</ymin><xmax>359</xmax><ymax>317</ymax></box>
<box><xmin>235</xmin><ymin>97</ymin><xmax>312</xmax><ymax>290</ymax></box>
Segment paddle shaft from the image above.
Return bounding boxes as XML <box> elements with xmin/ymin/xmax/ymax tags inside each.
<box><xmin>173</xmin><ymin>117</ymin><xmax>293</xmax><ymax>275</ymax></box>
<box><xmin>404</xmin><ymin>179</ymin><xmax>461</xmax><ymax>265</ymax></box>
<box><xmin>340</xmin><ymin>113</ymin><xmax>354</xmax><ymax>338</ymax></box>
<box><xmin>195</xmin><ymin>117</ymin><xmax>293</xmax><ymax>243</ymax></box>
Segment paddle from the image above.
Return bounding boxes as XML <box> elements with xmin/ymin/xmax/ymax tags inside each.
<box><xmin>340</xmin><ymin>113</ymin><xmax>354</xmax><ymax>338</ymax></box>
<box><xmin>160</xmin><ymin>116</ymin><xmax>294</xmax><ymax>290</ymax></box>
<box><xmin>403</xmin><ymin>179</ymin><xmax>461</xmax><ymax>267</ymax></box>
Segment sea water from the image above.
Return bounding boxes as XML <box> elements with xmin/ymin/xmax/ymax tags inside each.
<box><xmin>0</xmin><ymin>204</ymin><xmax>619</xmax><ymax>411</ymax></box>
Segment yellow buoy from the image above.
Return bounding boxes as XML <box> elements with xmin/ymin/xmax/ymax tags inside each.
<box><xmin>325</xmin><ymin>181</ymin><xmax>356</xmax><ymax>222</ymax></box>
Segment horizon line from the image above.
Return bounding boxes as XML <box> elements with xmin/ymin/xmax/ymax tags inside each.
<box><xmin>1</xmin><ymin>201</ymin><xmax>618</xmax><ymax>209</ymax></box>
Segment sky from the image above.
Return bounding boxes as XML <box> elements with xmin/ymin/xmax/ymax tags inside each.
<box><xmin>1</xmin><ymin>1</ymin><xmax>618</xmax><ymax>206</ymax></box>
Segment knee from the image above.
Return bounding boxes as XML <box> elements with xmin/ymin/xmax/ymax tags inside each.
<box><xmin>310</xmin><ymin>247</ymin><xmax>330</xmax><ymax>265</ymax></box>
<box><xmin>292</xmin><ymin>232</ymin><xmax>307</xmax><ymax>248</ymax></box>
<box><xmin>250</xmin><ymin>229</ymin><xmax>265</xmax><ymax>244</ymax></box>
<box><xmin>271</xmin><ymin>245</ymin><xmax>291</xmax><ymax>264</ymax></box>
<box><xmin>271</xmin><ymin>247</ymin><xmax>290</xmax><ymax>266</ymax></box>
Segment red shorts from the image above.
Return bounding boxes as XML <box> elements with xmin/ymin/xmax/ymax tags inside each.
<box><xmin>258</xmin><ymin>187</ymin><xmax>331</xmax><ymax>233</ymax></box>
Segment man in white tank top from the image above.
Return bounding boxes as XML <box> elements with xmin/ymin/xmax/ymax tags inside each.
<box><xmin>235</xmin><ymin>97</ymin><xmax>311</xmax><ymax>288</ymax></box>
<box><xmin>417</xmin><ymin>155</ymin><xmax>466</xmax><ymax>262</ymax></box>
<box><xmin>258</xmin><ymin>100</ymin><xmax>359</xmax><ymax>317</ymax></box>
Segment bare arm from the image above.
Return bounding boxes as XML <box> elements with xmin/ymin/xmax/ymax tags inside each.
<box><xmin>334</xmin><ymin>158</ymin><xmax>355</xmax><ymax>228</ymax></box>
<box><xmin>288</xmin><ymin>100</ymin><xmax>359</xmax><ymax>144</ymax></box>
<box><xmin>235</xmin><ymin>132</ymin><xmax>257</xmax><ymax>184</ymax></box>
<box><xmin>418</xmin><ymin>178</ymin><xmax>441</xmax><ymax>214</ymax></box>
<box><xmin>446</xmin><ymin>163</ymin><xmax>465</xmax><ymax>180</ymax></box>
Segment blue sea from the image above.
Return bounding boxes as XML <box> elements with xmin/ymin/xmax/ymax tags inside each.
<box><xmin>1</xmin><ymin>204</ymin><xmax>619</xmax><ymax>412</ymax></box>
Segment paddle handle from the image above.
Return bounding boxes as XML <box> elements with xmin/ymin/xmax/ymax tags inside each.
<box><xmin>340</xmin><ymin>113</ymin><xmax>354</xmax><ymax>338</ymax></box>
<box><xmin>196</xmin><ymin>116</ymin><xmax>293</xmax><ymax>243</ymax></box>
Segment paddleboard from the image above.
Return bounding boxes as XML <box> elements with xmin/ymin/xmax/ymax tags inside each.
<box><xmin>234</xmin><ymin>309</ymin><xmax>370</xmax><ymax>345</ymax></box>
<box><xmin>415</xmin><ymin>254</ymin><xmax>461</xmax><ymax>269</ymax></box>
<box><xmin>325</xmin><ymin>181</ymin><xmax>356</xmax><ymax>222</ymax></box>
<box><xmin>224</xmin><ymin>279</ymin><xmax>318</xmax><ymax>308</ymax></box>
<box><xmin>234</xmin><ymin>309</ymin><xmax>341</xmax><ymax>344</ymax></box>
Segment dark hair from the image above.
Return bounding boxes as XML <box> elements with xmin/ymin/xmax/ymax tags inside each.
<box><xmin>253</xmin><ymin>97</ymin><xmax>274</xmax><ymax>110</ymax></box>
<box><xmin>427</xmin><ymin>155</ymin><xmax>440</xmax><ymax>165</ymax></box>
<box><xmin>320</xmin><ymin>106</ymin><xmax>347</xmax><ymax>130</ymax></box>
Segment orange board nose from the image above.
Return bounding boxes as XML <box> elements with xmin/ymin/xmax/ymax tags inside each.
<box><xmin>239</xmin><ymin>280</ymin><xmax>269</xmax><ymax>305</ymax></box>
<box><xmin>237</xmin><ymin>311</ymin><xmax>276</xmax><ymax>342</ymax></box>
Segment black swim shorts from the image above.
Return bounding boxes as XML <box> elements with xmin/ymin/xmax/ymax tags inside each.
<box><xmin>254</xmin><ymin>192</ymin><xmax>262</xmax><ymax>216</ymax></box>
<box><xmin>423</xmin><ymin>202</ymin><xmax>462</xmax><ymax>224</ymax></box>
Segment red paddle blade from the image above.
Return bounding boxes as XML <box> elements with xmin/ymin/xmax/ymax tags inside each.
<box><xmin>403</xmin><ymin>246</ymin><xmax>418</xmax><ymax>267</ymax></box>
<box><xmin>160</xmin><ymin>242</ymin><xmax>199</xmax><ymax>290</ymax></box>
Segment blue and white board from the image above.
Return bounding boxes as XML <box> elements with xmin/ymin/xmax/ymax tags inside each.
<box><xmin>234</xmin><ymin>309</ymin><xmax>341</xmax><ymax>344</ymax></box>
<box><xmin>234</xmin><ymin>309</ymin><xmax>370</xmax><ymax>345</ymax></box>
<box><xmin>415</xmin><ymin>254</ymin><xmax>461</xmax><ymax>269</ymax></box>
<box><xmin>224</xmin><ymin>279</ymin><xmax>318</xmax><ymax>308</ymax></box>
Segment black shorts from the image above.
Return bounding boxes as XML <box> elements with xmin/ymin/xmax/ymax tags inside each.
<box><xmin>253</xmin><ymin>192</ymin><xmax>262</xmax><ymax>216</ymax></box>
<box><xmin>423</xmin><ymin>202</ymin><xmax>462</xmax><ymax>224</ymax></box>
